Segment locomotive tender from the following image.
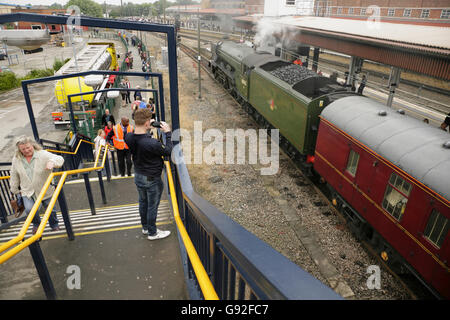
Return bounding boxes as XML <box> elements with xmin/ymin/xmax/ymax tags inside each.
<box><xmin>211</xmin><ymin>41</ymin><xmax>450</xmax><ymax>299</ymax></box>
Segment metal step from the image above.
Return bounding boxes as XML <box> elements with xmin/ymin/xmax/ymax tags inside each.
<box><xmin>0</xmin><ymin>201</ymin><xmax>171</xmax><ymax>243</ymax></box>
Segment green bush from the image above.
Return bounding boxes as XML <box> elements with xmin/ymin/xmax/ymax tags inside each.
<box><xmin>53</xmin><ymin>58</ymin><xmax>70</xmax><ymax>72</ymax></box>
<box><xmin>0</xmin><ymin>68</ymin><xmax>55</xmax><ymax>92</ymax></box>
<box><xmin>0</xmin><ymin>72</ymin><xmax>20</xmax><ymax>91</ymax></box>
<box><xmin>53</xmin><ymin>59</ymin><xmax>64</xmax><ymax>72</ymax></box>
<box><xmin>21</xmin><ymin>68</ymin><xmax>54</xmax><ymax>81</ymax></box>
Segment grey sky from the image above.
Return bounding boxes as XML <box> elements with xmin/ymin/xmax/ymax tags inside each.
<box><xmin>1</xmin><ymin>0</ymin><xmax>199</xmax><ymax>6</ymax></box>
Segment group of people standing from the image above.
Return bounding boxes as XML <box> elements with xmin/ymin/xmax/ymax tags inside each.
<box><xmin>8</xmin><ymin>39</ymin><xmax>174</xmax><ymax>243</ymax></box>
<box><xmin>10</xmin><ymin>107</ymin><xmax>172</xmax><ymax>241</ymax></box>
<box><xmin>138</xmin><ymin>42</ymin><xmax>151</xmax><ymax>82</ymax></box>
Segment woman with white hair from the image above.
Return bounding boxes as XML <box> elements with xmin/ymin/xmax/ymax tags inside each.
<box><xmin>9</xmin><ymin>136</ymin><xmax>65</xmax><ymax>235</ymax></box>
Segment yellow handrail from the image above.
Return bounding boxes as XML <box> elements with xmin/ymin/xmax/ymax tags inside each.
<box><xmin>164</xmin><ymin>161</ymin><xmax>219</xmax><ymax>300</ymax></box>
<box><xmin>0</xmin><ymin>144</ymin><xmax>109</xmax><ymax>264</ymax></box>
<box><xmin>45</xmin><ymin>139</ymin><xmax>94</xmax><ymax>155</ymax></box>
<box><xmin>0</xmin><ymin>139</ymin><xmax>95</xmax><ymax>182</ymax></box>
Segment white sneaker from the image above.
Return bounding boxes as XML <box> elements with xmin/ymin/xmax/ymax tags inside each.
<box><xmin>142</xmin><ymin>229</ymin><xmax>148</xmax><ymax>235</ymax></box>
<box><xmin>147</xmin><ymin>229</ymin><xmax>171</xmax><ymax>240</ymax></box>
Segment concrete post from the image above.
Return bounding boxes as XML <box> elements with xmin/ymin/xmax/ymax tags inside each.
<box><xmin>387</xmin><ymin>67</ymin><xmax>401</xmax><ymax>108</ymax></box>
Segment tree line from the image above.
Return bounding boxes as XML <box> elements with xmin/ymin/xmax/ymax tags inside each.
<box><xmin>49</xmin><ymin>0</ymin><xmax>198</xmax><ymax>19</ymax></box>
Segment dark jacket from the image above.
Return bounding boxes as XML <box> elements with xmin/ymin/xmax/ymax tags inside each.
<box><xmin>124</xmin><ymin>132</ymin><xmax>173</xmax><ymax>178</ymax></box>
<box><xmin>101</xmin><ymin>113</ymin><xmax>116</xmax><ymax>127</ymax></box>
<box><xmin>134</xmin><ymin>90</ymin><xmax>142</xmax><ymax>101</ymax></box>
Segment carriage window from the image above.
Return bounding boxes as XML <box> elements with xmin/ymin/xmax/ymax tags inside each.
<box><xmin>382</xmin><ymin>173</ymin><xmax>411</xmax><ymax>221</ymax></box>
<box><xmin>345</xmin><ymin>150</ymin><xmax>359</xmax><ymax>176</ymax></box>
<box><xmin>424</xmin><ymin>209</ymin><xmax>449</xmax><ymax>248</ymax></box>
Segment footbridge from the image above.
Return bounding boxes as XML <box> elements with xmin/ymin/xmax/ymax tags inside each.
<box><xmin>0</xmin><ymin>13</ymin><xmax>340</xmax><ymax>301</ymax></box>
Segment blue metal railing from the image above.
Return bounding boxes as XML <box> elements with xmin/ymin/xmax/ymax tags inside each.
<box><xmin>40</xmin><ymin>133</ymin><xmax>95</xmax><ymax>173</ymax></box>
<box><xmin>0</xmin><ymin>162</ymin><xmax>14</xmax><ymax>224</ymax></box>
<box><xmin>168</xmin><ymin>150</ymin><xmax>341</xmax><ymax>300</ymax></box>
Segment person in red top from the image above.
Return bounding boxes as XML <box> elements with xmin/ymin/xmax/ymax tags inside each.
<box><xmin>293</xmin><ymin>58</ymin><xmax>303</xmax><ymax>66</ymax></box>
<box><xmin>104</xmin><ymin>121</ymin><xmax>114</xmax><ymax>141</ymax></box>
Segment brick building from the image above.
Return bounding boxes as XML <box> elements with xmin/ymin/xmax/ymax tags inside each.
<box><xmin>210</xmin><ymin>0</ymin><xmax>245</xmax><ymax>9</ymax></box>
<box><xmin>314</xmin><ymin>0</ymin><xmax>450</xmax><ymax>24</ymax></box>
<box><xmin>246</xmin><ymin>0</ymin><xmax>265</xmax><ymax>14</ymax></box>
<box><xmin>11</xmin><ymin>8</ymin><xmax>67</xmax><ymax>33</ymax></box>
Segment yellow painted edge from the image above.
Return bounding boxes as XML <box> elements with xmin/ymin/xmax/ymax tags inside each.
<box><xmin>39</xmin><ymin>221</ymin><xmax>173</xmax><ymax>241</ymax></box>
<box><xmin>34</xmin><ymin>200</ymin><xmax>168</xmax><ymax>216</ymax></box>
<box><xmin>65</xmin><ymin>175</ymin><xmax>135</xmax><ymax>185</ymax></box>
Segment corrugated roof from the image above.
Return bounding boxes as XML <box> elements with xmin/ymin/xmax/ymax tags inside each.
<box><xmin>273</xmin><ymin>16</ymin><xmax>450</xmax><ymax>51</ymax></box>
<box><xmin>321</xmin><ymin>96</ymin><xmax>450</xmax><ymax>202</ymax></box>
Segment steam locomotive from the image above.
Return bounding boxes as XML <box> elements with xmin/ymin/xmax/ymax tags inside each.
<box><xmin>211</xmin><ymin>40</ymin><xmax>450</xmax><ymax>299</ymax></box>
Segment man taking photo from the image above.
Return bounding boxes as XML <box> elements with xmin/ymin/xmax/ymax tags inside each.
<box><xmin>125</xmin><ymin>108</ymin><xmax>173</xmax><ymax>240</ymax></box>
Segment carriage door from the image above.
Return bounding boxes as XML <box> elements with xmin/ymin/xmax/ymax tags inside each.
<box><xmin>237</xmin><ymin>64</ymin><xmax>250</xmax><ymax>100</ymax></box>
<box><xmin>340</xmin><ymin>147</ymin><xmax>359</xmax><ymax>205</ymax></box>
<box><xmin>421</xmin><ymin>201</ymin><xmax>450</xmax><ymax>296</ymax></box>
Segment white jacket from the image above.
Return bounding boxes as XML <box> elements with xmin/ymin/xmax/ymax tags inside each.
<box><xmin>10</xmin><ymin>150</ymin><xmax>65</xmax><ymax>200</ymax></box>
<box><xmin>94</xmin><ymin>135</ymin><xmax>106</xmax><ymax>160</ymax></box>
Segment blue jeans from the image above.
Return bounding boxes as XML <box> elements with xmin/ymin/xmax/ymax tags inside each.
<box><xmin>134</xmin><ymin>173</ymin><xmax>164</xmax><ymax>236</ymax></box>
<box><xmin>23</xmin><ymin>196</ymin><xmax>59</xmax><ymax>229</ymax></box>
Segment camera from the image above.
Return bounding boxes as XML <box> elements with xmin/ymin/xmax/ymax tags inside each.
<box><xmin>151</xmin><ymin>121</ymin><xmax>161</xmax><ymax>128</ymax></box>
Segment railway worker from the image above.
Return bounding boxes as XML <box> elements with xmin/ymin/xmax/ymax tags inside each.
<box><xmin>9</xmin><ymin>136</ymin><xmax>65</xmax><ymax>235</ymax></box>
<box><xmin>124</xmin><ymin>108</ymin><xmax>173</xmax><ymax>240</ymax></box>
<box><xmin>357</xmin><ymin>75</ymin><xmax>367</xmax><ymax>94</ymax></box>
<box><xmin>101</xmin><ymin>108</ymin><xmax>116</xmax><ymax>128</ymax></box>
<box><xmin>440</xmin><ymin>113</ymin><xmax>450</xmax><ymax>132</ymax></box>
<box><xmin>107</xmin><ymin>117</ymin><xmax>134</xmax><ymax>177</ymax></box>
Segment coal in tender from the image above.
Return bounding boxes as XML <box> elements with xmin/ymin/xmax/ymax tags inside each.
<box><xmin>269</xmin><ymin>65</ymin><xmax>319</xmax><ymax>85</ymax></box>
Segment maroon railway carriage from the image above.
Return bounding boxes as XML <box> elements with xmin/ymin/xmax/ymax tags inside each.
<box><xmin>313</xmin><ymin>96</ymin><xmax>450</xmax><ymax>299</ymax></box>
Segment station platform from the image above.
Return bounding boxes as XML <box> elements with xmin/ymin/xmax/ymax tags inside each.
<box><xmin>0</xmin><ymin>175</ymin><xmax>188</xmax><ymax>300</ymax></box>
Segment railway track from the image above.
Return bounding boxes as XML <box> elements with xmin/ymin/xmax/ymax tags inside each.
<box><xmin>178</xmin><ymin>29</ymin><xmax>450</xmax><ymax>117</ymax></box>
<box><xmin>179</xmin><ymin>41</ymin><xmax>432</xmax><ymax>300</ymax></box>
